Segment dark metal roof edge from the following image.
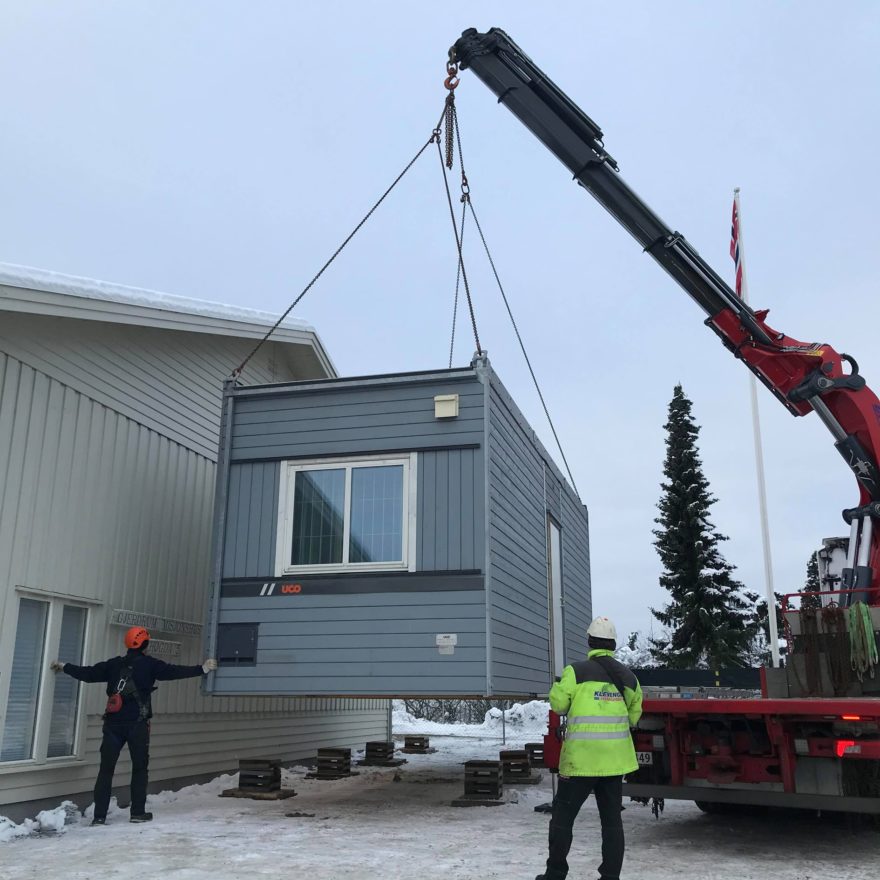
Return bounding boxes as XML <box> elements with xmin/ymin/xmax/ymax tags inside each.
<box><xmin>229</xmin><ymin>365</ymin><xmax>480</xmax><ymax>398</ymax></box>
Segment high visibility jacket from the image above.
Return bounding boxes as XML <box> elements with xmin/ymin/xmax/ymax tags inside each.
<box><xmin>549</xmin><ymin>649</ymin><xmax>643</xmax><ymax>777</ymax></box>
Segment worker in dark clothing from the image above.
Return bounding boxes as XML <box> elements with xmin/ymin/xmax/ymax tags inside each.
<box><xmin>51</xmin><ymin>626</ymin><xmax>217</xmax><ymax>825</ymax></box>
<box><xmin>537</xmin><ymin>616</ymin><xmax>643</xmax><ymax>880</ymax></box>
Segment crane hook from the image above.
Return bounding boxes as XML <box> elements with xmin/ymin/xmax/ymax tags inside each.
<box><xmin>445</xmin><ymin>60</ymin><xmax>460</xmax><ymax>91</ymax></box>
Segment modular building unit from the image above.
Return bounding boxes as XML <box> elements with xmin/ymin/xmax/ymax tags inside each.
<box><xmin>206</xmin><ymin>355</ymin><xmax>591</xmax><ymax>698</ymax></box>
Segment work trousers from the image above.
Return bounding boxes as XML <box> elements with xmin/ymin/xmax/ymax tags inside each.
<box><xmin>544</xmin><ymin>774</ymin><xmax>625</xmax><ymax>880</ymax></box>
<box><xmin>93</xmin><ymin>720</ymin><xmax>150</xmax><ymax>819</ymax></box>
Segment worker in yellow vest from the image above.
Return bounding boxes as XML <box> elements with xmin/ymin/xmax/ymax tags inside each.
<box><xmin>536</xmin><ymin>616</ymin><xmax>643</xmax><ymax>880</ymax></box>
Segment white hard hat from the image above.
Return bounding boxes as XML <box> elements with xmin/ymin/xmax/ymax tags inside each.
<box><xmin>587</xmin><ymin>616</ymin><xmax>617</xmax><ymax>641</ymax></box>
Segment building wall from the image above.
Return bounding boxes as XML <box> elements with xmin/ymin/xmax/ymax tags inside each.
<box><xmin>485</xmin><ymin>369</ymin><xmax>591</xmax><ymax>696</ymax></box>
<box><xmin>214</xmin><ymin>588</ymin><xmax>487</xmax><ymax>696</ymax></box>
<box><xmin>0</xmin><ymin>310</ymin><xmax>307</xmax><ymax>460</ymax></box>
<box><xmin>0</xmin><ymin>319</ymin><xmax>388</xmax><ymax>816</ymax></box>
<box><xmin>228</xmin><ymin>373</ymin><xmax>484</xmax><ymax>461</ymax></box>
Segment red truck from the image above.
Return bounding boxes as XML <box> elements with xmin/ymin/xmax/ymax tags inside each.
<box><xmin>452</xmin><ymin>28</ymin><xmax>880</xmax><ymax>813</ymax></box>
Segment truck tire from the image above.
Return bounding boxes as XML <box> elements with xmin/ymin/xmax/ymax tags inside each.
<box><xmin>694</xmin><ymin>800</ymin><xmax>732</xmax><ymax>815</ymax></box>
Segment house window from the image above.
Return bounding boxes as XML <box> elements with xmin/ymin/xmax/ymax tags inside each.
<box><xmin>1</xmin><ymin>599</ymin><xmax>48</xmax><ymax>762</ymax></box>
<box><xmin>1</xmin><ymin>595</ymin><xmax>90</xmax><ymax>764</ymax></box>
<box><xmin>278</xmin><ymin>455</ymin><xmax>415</xmax><ymax>574</ymax></box>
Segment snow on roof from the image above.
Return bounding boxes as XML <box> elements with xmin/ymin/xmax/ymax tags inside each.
<box><xmin>0</xmin><ymin>262</ymin><xmax>315</xmax><ymax>334</ymax></box>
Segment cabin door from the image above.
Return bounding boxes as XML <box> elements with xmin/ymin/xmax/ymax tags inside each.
<box><xmin>547</xmin><ymin>516</ymin><xmax>566</xmax><ymax>678</ymax></box>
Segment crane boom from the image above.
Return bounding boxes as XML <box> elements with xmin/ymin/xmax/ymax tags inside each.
<box><xmin>452</xmin><ymin>27</ymin><xmax>880</xmax><ymax>600</ymax></box>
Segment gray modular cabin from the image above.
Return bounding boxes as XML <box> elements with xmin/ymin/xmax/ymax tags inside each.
<box><xmin>205</xmin><ymin>355</ymin><xmax>591</xmax><ymax>698</ymax></box>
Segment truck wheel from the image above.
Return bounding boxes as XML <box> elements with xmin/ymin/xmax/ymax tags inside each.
<box><xmin>694</xmin><ymin>800</ymin><xmax>731</xmax><ymax>815</ymax></box>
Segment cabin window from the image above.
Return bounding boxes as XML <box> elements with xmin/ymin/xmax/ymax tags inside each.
<box><xmin>277</xmin><ymin>454</ymin><xmax>416</xmax><ymax>575</ymax></box>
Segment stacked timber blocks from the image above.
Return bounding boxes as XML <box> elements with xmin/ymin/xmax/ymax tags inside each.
<box><xmin>239</xmin><ymin>758</ymin><xmax>281</xmax><ymax>792</ymax></box>
<box><xmin>524</xmin><ymin>742</ymin><xmax>546</xmax><ymax>768</ymax></box>
<box><xmin>500</xmin><ymin>749</ymin><xmax>542</xmax><ymax>785</ymax></box>
<box><xmin>451</xmin><ymin>760</ymin><xmax>506</xmax><ymax>807</ymax></box>
<box><xmin>306</xmin><ymin>747</ymin><xmax>359</xmax><ymax>780</ymax></box>
<box><xmin>220</xmin><ymin>758</ymin><xmax>296</xmax><ymax>800</ymax></box>
<box><xmin>401</xmin><ymin>735</ymin><xmax>434</xmax><ymax>754</ymax></box>
<box><xmin>358</xmin><ymin>741</ymin><xmax>406</xmax><ymax>767</ymax></box>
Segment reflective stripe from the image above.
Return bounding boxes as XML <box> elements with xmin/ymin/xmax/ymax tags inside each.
<box><xmin>569</xmin><ymin>716</ymin><xmax>628</xmax><ymax>725</ymax></box>
<box><xmin>566</xmin><ymin>730</ymin><xmax>631</xmax><ymax>741</ymax></box>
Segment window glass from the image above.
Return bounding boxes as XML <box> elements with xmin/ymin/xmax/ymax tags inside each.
<box><xmin>291</xmin><ymin>468</ymin><xmax>345</xmax><ymax>565</ymax></box>
<box><xmin>47</xmin><ymin>605</ymin><xmax>87</xmax><ymax>758</ymax></box>
<box><xmin>1</xmin><ymin>598</ymin><xmax>49</xmax><ymax>762</ymax></box>
<box><xmin>349</xmin><ymin>465</ymin><xmax>404</xmax><ymax>562</ymax></box>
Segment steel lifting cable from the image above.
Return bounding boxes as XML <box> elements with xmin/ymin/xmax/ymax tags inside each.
<box><xmin>435</xmin><ymin>100</ymin><xmax>482</xmax><ymax>357</ymax></box>
<box><xmin>446</xmin><ymin>91</ymin><xmax>581</xmax><ymax>499</ymax></box>
<box><xmin>448</xmin><ymin>198</ymin><xmax>467</xmax><ymax>368</ymax></box>
<box><xmin>232</xmin><ymin>104</ymin><xmax>448</xmax><ymax>380</ymax></box>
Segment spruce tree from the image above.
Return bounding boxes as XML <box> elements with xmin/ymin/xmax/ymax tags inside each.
<box><xmin>800</xmin><ymin>551</ymin><xmax>821</xmax><ymax>610</ymax></box>
<box><xmin>650</xmin><ymin>385</ymin><xmax>757</xmax><ymax>668</ymax></box>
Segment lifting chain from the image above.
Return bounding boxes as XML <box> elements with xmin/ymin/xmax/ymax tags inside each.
<box><xmin>444</xmin><ymin>58</ymin><xmax>459</xmax><ymax>169</ymax></box>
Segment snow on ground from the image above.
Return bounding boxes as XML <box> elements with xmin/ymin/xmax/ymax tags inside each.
<box><xmin>2</xmin><ymin>722</ymin><xmax>878</xmax><ymax>879</ymax></box>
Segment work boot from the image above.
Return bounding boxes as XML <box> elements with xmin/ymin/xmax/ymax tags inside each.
<box><xmin>90</xmin><ymin>817</ymin><xmax>106</xmax><ymax>826</ymax></box>
<box><xmin>129</xmin><ymin>812</ymin><xmax>153</xmax><ymax>823</ymax></box>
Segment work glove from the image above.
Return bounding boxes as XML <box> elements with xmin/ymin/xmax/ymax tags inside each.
<box><xmin>202</xmin><ymin>658</ymin><xmax>218</xmax><ymax>673</ymax></box>
<box><xmin>50</xmin><ymin>661</ymin><xmax>65</xmax><ymax>673</ymax></box>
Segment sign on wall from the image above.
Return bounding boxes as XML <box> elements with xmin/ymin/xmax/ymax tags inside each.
<box><xmin>146</xmin><ymin>639</ymin><xmax>182</xmax><ymax>659</ymax></box>
<box><xmin>110</xmin><ymin>609</ymin><xmax>202</xmax><ymax>637</ymax></box>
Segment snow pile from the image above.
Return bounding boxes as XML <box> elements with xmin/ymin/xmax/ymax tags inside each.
<box><xmin>0</xmin><ymin>801</ymin><xmax>79</xmax><ymax>842</ymax></box>
<box><xmin>392</xmin><ymin>700</ymin><xmax>549</xmax><ymax>738</ymax></box>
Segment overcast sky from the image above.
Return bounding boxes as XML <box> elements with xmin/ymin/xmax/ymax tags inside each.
<box><xmin>2</xmin><ymin>2</ymin><xmax>878</xmax><ymax>641</ymax></box>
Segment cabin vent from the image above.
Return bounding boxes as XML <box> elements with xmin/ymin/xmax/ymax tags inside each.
<box><xmin>434</xmin><ymin>394</ymin><xmax>460</xmax><ymax>419</ymax></box>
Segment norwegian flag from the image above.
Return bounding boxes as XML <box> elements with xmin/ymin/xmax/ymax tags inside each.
<box><xmin>730</xmin><ymin>196</ymin><xmax>743</xmax><ymax>297</ymax></box>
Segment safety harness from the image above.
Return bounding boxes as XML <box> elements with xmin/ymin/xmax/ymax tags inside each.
<box><xmin>104</xmin><ymin>661</ymin><xmax>151</xmax><ymax>722</ymax></box>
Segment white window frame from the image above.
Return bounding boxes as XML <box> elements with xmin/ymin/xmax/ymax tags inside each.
<box><xmin>276</xmin><ymin>453</ymin><xmax>418</xmax><ymax>576</ymax></box>
<box><xmin>0</xmin><ymin>588</ymin><xmax>98</xmax><ymax>771</ymax></box>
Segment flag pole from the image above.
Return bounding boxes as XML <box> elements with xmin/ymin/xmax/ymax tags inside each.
<box><xmin>734</xmin><ymin>188</ymin><xmax>781</xmax><ymax>668</ymax></box>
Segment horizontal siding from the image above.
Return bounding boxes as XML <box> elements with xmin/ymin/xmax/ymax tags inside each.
<box><xmin>214</xmin><ymin>590</ymin><xmax>487</xmax><ymax>696</ymax></box>
<box><xmin>229</xmin><ymin>378</ymin><xmax>484</xmax><ymax>461</ymax></box>
<box><xmin>223</xmin><ymin>462</ymin><xmax>280</xmax><ymax>578</ymax></box>
<box><xmin>417</xmin><ymin>448</ymin><xmax>483</xmax><ymax>571</ymax></box>
<box><xmin>0</xmin><ymin>702</ymin><xmax>388</xmax><ymax>809</ymax></box>
<box><xmin>0</xmin><ymin>310</ymin><xmax>293</xmax><ymax>461</ymax></box>
<box><xmin>485</xmin><ymin>369</ymin><xmax>592</xmax><ymax>694</ymax></box>
<box><xmin>487</xmin><ymin>380</ymin><xmax>551</xmax><ymax>695</ymax></box>
<box><xmin>561</xmin><ymin>489</ymin><xmax>591</xmax><ymax>662</ymax></box>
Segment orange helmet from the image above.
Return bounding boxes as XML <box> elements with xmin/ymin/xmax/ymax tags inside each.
<box><xmin>124</xmin><ymin>626</ymin><xmax>150</xmax><ymax>650</ymax></box>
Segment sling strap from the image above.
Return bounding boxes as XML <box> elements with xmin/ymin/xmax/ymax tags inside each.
<box><xmin>593</xmin><ymin>655</ymin><xmax>632</xmax><ymax>713</ymax></box>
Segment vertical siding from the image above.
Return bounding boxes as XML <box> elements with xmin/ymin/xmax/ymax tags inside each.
<box><xmin>417</xmin><ymin>448</ymin><xmax>483</xmax><ymax>572</ymax></box>
<box><xmin>0</xmin><ymin>344</ymin><xmax>387</xmax><ymax>813</ymax></box>
<box><xmin>223</xmin><ymin>462</ymin><xmax>280</xmax><ymax>578</ymax></box>
<box><xmin>0</xmin><ymin>310</ymin><xmax>291</xmax><ymax>460</ymax></box>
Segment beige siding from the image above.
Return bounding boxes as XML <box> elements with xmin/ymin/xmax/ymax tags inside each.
<box><xmin>0</xmin><ymin>331</ymin><xmax>389</xmax><ymax>814</ymax></box>
<box><xmin>0</xmin><ymin>310</ymin><xmax>298</xmax><ymax>460</ymax></box>
<box><xmin>0</xmin><ymin>702</ymin><xmax>388</xmax><ymax>807</ymax></box>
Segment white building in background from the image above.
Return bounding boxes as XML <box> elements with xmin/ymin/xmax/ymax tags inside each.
<box><xmin>0</xmin><ymin>265</ymin><xmax>389</xmax><ymax>821</ymax></box>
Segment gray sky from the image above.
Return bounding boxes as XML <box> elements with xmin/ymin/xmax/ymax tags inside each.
<box><xmin>2</xmin><ymin>2</ymin><xmax>878</xmax><ymax>641</ymax></box>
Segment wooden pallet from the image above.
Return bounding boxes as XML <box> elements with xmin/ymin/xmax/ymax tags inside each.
<box><xmin>462</xmin><ymin>760</ymin><xmax>503</xmax><ymax>800</ymax></box>
<box><xmin>306</xmin><ymin>747</ymin><xmax>359</xmax><ymax>780</ymax></box>
<box><xmin>401</xmin><ymin>735</ymin><xmax>432</xmax><ymax>754</ymax></box>
<box><xmin>356</xmin><ymin>741</ymin><xmax>407</xmax><ymax>766</ymax></box>
<box><xmin>220</xmin><ymin>787</ymin><xmax>296</xmax><ymax>800</ymax></box>
<box><xmin>524</xmin><ymin>742</ymin><xmax>546</xmax><ymax>768</ymax></box>
<box><xmin>499</xmin><ymin>749</ymin><xmax>542</xmax><ymax>785</ymax></box>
